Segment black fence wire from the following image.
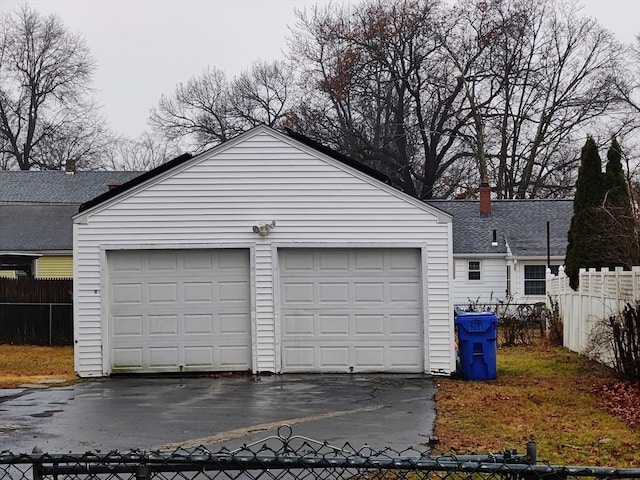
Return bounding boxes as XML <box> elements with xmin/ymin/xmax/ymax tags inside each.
<box><xmin>1</xmin><ymin>426</ymin><xmax>639</xmax><ymax>480</ymax></box>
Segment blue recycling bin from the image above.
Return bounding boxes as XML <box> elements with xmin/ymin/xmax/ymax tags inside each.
<box><xmin>454</xmin><ymin>311</ymin><xmax>498</xmax><ymax>380</ymax></box>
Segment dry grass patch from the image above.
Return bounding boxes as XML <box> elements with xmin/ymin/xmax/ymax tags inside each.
<box><xmin>0</xmin><ymin>345</ymin><xmax>76</xmax><ymax>388</ymax></box>
<box><xmin>435</xmin><ymin>344</ymin><xmax>640</xmax><ymax>467</ymax></box>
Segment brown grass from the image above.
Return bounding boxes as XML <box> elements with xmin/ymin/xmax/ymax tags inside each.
<box><xmin>0</xmin><ymin>345</ymin><xmax>76</xmax><ymax>388</ymax></box>
<box><xmin>435</xmin><ymin>343</ymin><xmax>640</xmax><ymax>467</ymax></box>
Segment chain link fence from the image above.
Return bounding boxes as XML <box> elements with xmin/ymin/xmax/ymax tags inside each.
<box><xmin>2</xmin><ymin>426</ymin><xmax>639</xmax><ymax>480</ymax></box>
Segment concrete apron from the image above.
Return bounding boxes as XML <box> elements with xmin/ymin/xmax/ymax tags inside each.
<box><xmin>0</xmin><ymin>374</ymin><xmax>436</xmax><ymax>455</ymax></box>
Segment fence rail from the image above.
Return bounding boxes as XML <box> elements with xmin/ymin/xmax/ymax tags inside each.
<box><xmin>547</xmin><ymin>266</ymin><xmax>640</xmax><ymax>354</ymax></box>
<box><xmin>1</xmin><ymin>427</ymin><xmax>639</xmax><ymax>480</ymax></box>
<box><xmin>0</xmin><ymin>302</ymin><xmax>73</xmax><ymax>345</ymax></box>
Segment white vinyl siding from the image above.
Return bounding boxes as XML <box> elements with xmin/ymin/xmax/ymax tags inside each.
<box><xmin>74</xmin><ymin>127</ymin><xmax>453</xmax><ymax>376</ymax></box>
<box><xmin>452</xmin><ymin>257</ymin><xmax>508</xmax><ymax>306</ymax></box>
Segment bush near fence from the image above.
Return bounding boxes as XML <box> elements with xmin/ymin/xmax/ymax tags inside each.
<box><xmin>0</xmin><ymin>278</ymin><xmax>73</xmax><ymax>345</ymax></box>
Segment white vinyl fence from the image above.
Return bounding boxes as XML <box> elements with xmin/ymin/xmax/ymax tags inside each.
<box><xmin>547</xmin><ymin>266</ymin><xmax>640</xmax><ymax>353</ymax></box>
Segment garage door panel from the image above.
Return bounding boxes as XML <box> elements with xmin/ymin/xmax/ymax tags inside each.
<box><xmin>108</xmin><ymin>249</ymin><xmax>251</xmax><ymax>373</ymax></box>
<box><xmin>148</xmin><ymin>315</ymin><xmax>178</xmax><ymax>335</ymax></box>
<box><xmin>319</xmin><ymin>251</ymin><xmax>349</xmax><ymax>271</ymax></box>
<box><xmin>112</xmin><ymin>348</ymin><xmax>143</xmax><ymax>368</ymax></box>
<box><xmin>112</xmin><ymin>283</ymin><xmax>143</xmax><ymax>304</ymax></box>
<box><xmin>389</xmin><ymin>346</ymin><xmax>423</xmax><ymax>366</ymax></box>
<box><xmin>111</xmin><ymin>252</ymin><xmax>143</xmax><ymax>272</ymax></box>
<box><xmin>149</xmin><ymin>347</ymin><xmax>179</xmax><ymax>367</ymax></box>
<box><xmin>112</xmin><ymin>315</ymin><xmax>143</xmax><ymax>336</ymax></box>
<box><xmin>219</xmin><ymin>281</ymin><xmax>249</xmax><ymax>301</ymax></box>
<box><xmin>354</xmin><ymin>282</ymin><xmax>385</xmax><ymax>303</ymax></box>
<box><xmin>354</xmin><ymin>251</ymin><xmax>384</xmax><ymax>271</ymax></box>
<box><xmin>183</xmin><ymin>251</ymin><xmax>213</xmax><ymax>270</ymax></box>
<box><xmin>319</xmin><ymin>346</ymin><xmax>349</xmax><ymax>366</ymax></box>
<box><xmin>283</xmin><ymin>314</ymin><xmax>314</xmax><ymax>335</ymax></box>
<box><xmin>282</xmin><ymin>283</ymin><xmax>314</xmax><ymax>303</ymax></box>
<box><xmin>318</xmin><ymin>283</ymin><xmax>349</xmax><ymax>303</ymax></box>
<box><xmin>184</xmin><ymin>347</ymin><xmax>214</xmax><ymax>366</ymax></box>
<box><xmin>219</xmin><ymin>345</ymin><xmax>252</xmax><ymax>367</ymax></box>
<box><xmin>354</xmin><ymin>347</ymin><xmax>385</xmax><ymax>367</ymax></box>
<box><xmin>390</xmin><ymin>282</ymin><xmax>420</xmax><ymax>302</ymax></box>
<box><xmin>389</xmin><ymin>314</ymin><xmax>422</xmax><ymax>334</ymax></box>
<box><xmin>280</xmin><ymin>248</ymin><xmax>423</xmax><ymax>373</ymax></box>
<box><xmin>219</xmin><ymin>313</ymin><xmax>251</xmax><ymax>334</ymax></box>
<box><xmin>148</xmin><ymin>251</ymin><xmax>178</xmax><ymax>271</ymax></box>
<box><xmin>148</xmin><ymin>283</ymin><xmax>178</xmax><ymax>303</ymax></box>
<box><xmin>354</xmin><ymin>314</ymin><xmax>385</xmax><ymax>335</ymax></box>
<box><xmin>183</xmin><ymin>282</ymin><xmax>213</xmax><ymax>302</ymax></box>
<box><xmin>318</xmin><ymin>314</ymin><xmax>349</xmax><ymax>335</ymax></box>
<box><xmin>184</xmin><ymin>314</ymin><xmax>213</xmax><ymax>334</ymax></box>
<box><xmin>282</xmin><ymin>347</ymin><xmax>315</xmax><ymax>368</ymax></box>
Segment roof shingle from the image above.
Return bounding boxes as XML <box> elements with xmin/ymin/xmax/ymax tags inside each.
<box><xmin>426</xmin><ymin>199</ymin><xmax>573</xmax><ymax>257</ymax></box>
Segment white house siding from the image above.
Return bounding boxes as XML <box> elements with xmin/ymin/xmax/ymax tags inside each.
<box><xmin>511</xmin><ymin>258</ymin><xmax>563</xmax><ymax>304</ymax></box>
<box><xmin>452</xmin><ymin>256</ymin><xmax>508</xmax><ymax>306</ymax></box>
<box><xmin>74</xmin><ymin>128</ymin><xmax>453</xmax><ymax>377</ymax></box>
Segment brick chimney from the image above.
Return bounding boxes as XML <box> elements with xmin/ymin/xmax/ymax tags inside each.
<box><xmin>65</xmin><ymin>159</ymin><xmax>76</xmax><ymax>175</ymax></box>
<box><xmin>479</xmin><ymin>178</ymin><xmax>491</xmax><ymax>217</ymax></box>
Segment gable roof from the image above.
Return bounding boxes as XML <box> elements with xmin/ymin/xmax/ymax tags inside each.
<box><xmin>78</xmin><ymin>126</ymin><xmax>422</xmax><ymax>214</ymax></box>
<box><xmin>426</xmin><ymin>199</ymin><xmax>573</xmax><ymax>257</ymax></box>
<box><xmin>0</xmin><ymin>202</ymin><xmax>79</xmax><ymax>251</ymax></box>
<box><xmin>0</xmin><ymin>171</ymin><xmax>143</xmax><ymax>204</ymax></box>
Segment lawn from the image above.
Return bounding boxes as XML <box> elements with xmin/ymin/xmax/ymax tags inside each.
<box><xmin>435</xmin><ymin>343</ymin><xmax>640</xmax><ymax>467</ymax></box>
<box><xmin>0</xmin><ymin>345</ymin><xmax>76</xmax><ymax>388</ymax></box>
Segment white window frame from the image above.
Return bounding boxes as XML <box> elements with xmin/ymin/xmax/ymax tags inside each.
<box><xmin>467</xmin><ymin>260</ymin><xmax>481</xmax><ymax>281</ymax></box>
<box><xmin>524</xmin><ymin>264</ymin><xmax>546</xmax><ymax>295</ymax></box>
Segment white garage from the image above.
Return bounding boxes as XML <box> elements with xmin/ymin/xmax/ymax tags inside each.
<box><xmin>107</xmin><ymin>249</ymin><xmax>251</xmax><ymax>373</ymax></box>
<box><xmin>73</xmin><ymin>126</ymin><xmax>454</xmax><ymax>377</ymax></box>
<box><xmin>279</xmin><ymin>248</ymin><xmax>424</xmax><ymax>372</ymax></box>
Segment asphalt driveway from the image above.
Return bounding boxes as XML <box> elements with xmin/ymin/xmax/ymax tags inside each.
<box><xmin>0</xmin><ymin>374</ymin><xmax>437</xmax><ymax>455</ymax></box>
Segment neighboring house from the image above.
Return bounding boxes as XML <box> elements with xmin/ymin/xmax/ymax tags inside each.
<box><xmin>427</xmin><ymin>186</ymin><xmax>573</xmax><ymax>307</ymax></box>
<box><xmin>73</xmin><ymin>125</ymin><xmax>455</xmax><ymax>377</ymax></box>
<box><xmin>0</xmin><ymin>169</ymin><xmax>141</xmax><ymax>278</ymax></box>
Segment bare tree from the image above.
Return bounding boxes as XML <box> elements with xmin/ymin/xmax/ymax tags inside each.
<box><xmin>468</xmin><ymin>0</ymin><xmax>626</xmax><ymax>198</ymax></box>
<box><xmin>150</xmin><ymin>67</ymin><xmax>234</xmax><ymax>152</ymax></box>
<box><xmin>287</xmin><ymin>0</ymin><xmax>632</xmax><ymax>199</ymax></box>
<box><xmin>288</xmin><ymin>0</ymin><xmax>480</xmax><ymax>199</ymax></box>
<box><xmin>231</xmin><ymin>60</ymin><xmax>294</xmax><ymax>127</ymax></box>
<box><xmin>0</xmin><ymin>5</ymin><xmax>100</xmax><ymax>170</ymax></box>
<box><xmin>98</xmin><ymin>131</ymin><xmax>182</xmax><ymax>171</ymax></box>
<box><xmin>150</xmin><ymin>61</ymin><xmax>295</xmax><ymax>152</ymax></box>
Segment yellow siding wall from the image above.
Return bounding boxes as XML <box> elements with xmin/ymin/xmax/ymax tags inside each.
<box><xmin>36</xmin><ymin>255</ymin><xmax>73</xmax><ymax>279</ymax></box>
<box><xmin>0</xmin><ymin>270</ymin><xmax>17</xmax><ymax>278</ymax></box>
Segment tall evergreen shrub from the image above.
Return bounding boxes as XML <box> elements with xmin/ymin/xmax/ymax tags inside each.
<box><xmin>565</xmin><ymin>136</ymin><xmax>606</xmax><ymax>290</ymax></box>
<box><xmin>603</xmin><ymin>138</ymin><xmax>640</xmax><ymax>268</ymax></box>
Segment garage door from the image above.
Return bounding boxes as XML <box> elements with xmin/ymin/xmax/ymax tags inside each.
<box><xmin>279</xmin><ymin>248</ymin><xmax>423</xmax><ymax>373</ymax></box>
<box><xmin>107</xmin><ymin>249</ymin><xmax>251</xmax><ymax>373</ymax></box>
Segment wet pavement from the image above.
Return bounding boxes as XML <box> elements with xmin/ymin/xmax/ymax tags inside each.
<box><xmin>0</xmin><ymin>374</ymin><xmax>437</xmax><ymax>455</ymax></box>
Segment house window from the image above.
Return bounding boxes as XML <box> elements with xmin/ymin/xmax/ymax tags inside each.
<box><xmin>524</xmin><ymin>265</ymin><xmax>547</xmax><ymax>295</ymax></box>
<box><xmin>468</xmin><ymin>261</ymin><xmax>481</xmax><ymax>281</ymax></box>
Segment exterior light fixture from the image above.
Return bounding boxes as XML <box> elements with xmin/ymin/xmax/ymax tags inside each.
<box><xmin>252</xmin><ymin>220</ymin><xmax>276</xmax><ymax>236</ymax></box>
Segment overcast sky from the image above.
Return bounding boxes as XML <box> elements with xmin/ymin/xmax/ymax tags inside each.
<box><xmin>1</xmin><ymin>0</ymin><xmax>639</xmax><ymax>139</ymax></box>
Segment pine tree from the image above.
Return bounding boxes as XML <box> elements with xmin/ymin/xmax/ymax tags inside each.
<box><xmin>565</xmin><ymin>136</ymin><xmax>606</xmax><ymax>290</ymax></box>
<box><xmin>602</xmin><ymin>138</ymin><xmax>640</xmax><ymax>268</ymax></box>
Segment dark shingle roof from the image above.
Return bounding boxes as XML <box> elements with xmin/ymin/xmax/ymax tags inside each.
<box><xmin>0</xmin><ymin>170</ymin><xmax>143</xmax><ymax>252</ymax></box>
<box><xmin>0</xmin><ymin>171</ymin><xmax>142</xmax><ymax>204</ymax></box>
<box><xmin>426</xmin><ymin>199</ymin><xmax>573</xmax><ymax>257</ymax></box>
<box><xmin>0</xmin><ymin>203</ymin><xmax>79</xmax><ymax>251</ymax></box>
